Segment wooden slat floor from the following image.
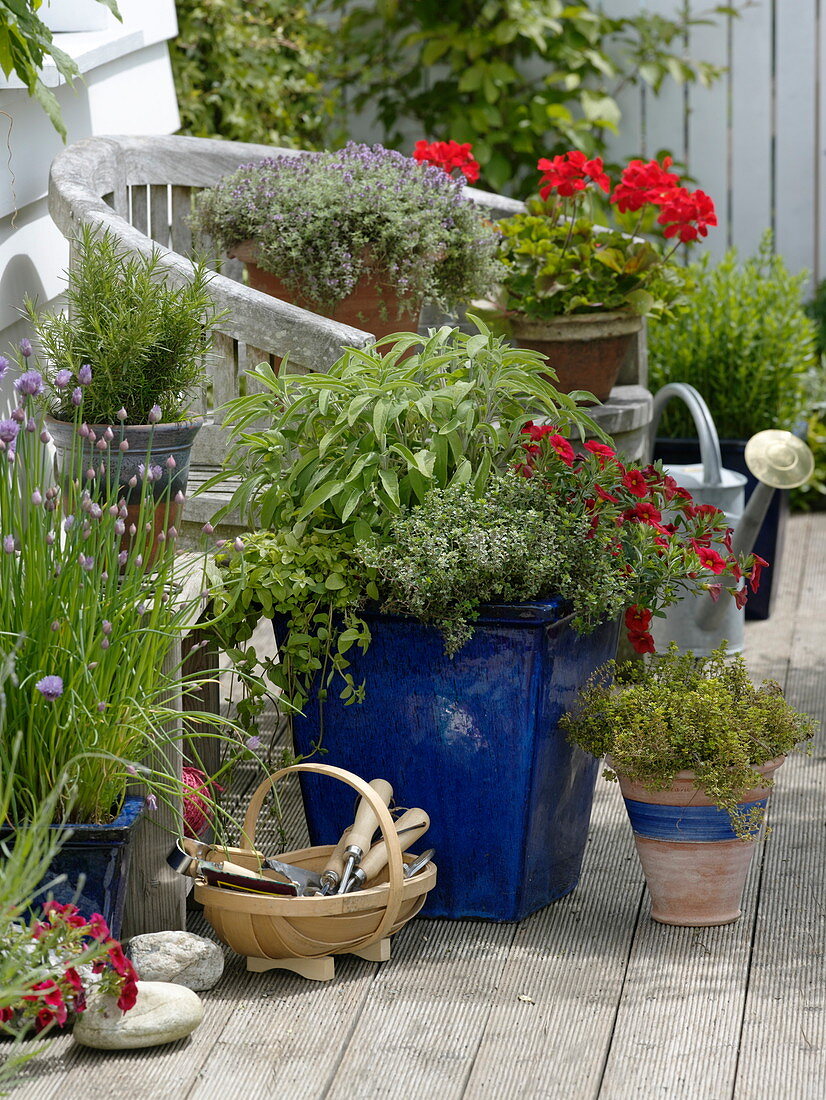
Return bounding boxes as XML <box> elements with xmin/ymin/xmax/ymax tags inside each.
<box><xmin>9</xmin><ymin>513</ymin><xmax>826</xmax><ymax>1098</ymax></box>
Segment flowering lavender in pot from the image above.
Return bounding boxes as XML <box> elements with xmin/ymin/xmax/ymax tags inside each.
<box><xmin>191</xmin><ymin>142</ymin><xmax>502</xmax><ymax>339</ymax></box>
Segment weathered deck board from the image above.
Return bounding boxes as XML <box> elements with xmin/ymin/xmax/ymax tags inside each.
<box><xmin>8</xmin><ymin>514</ymin><xmax>826</xmax><ymax>1100</ymax></box>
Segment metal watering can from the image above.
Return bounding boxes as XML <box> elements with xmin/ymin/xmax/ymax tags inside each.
<box><xmin>647</xmin><ymin>383</ymin><xmax>814</xmax><ymax>655</ymax></box>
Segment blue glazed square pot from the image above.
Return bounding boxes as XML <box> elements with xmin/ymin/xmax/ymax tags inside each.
<box><xmin>282</xmin><ymin>604</ymin><xmax>619</xmax><ymax>922</ymax></box>
<box><xmin>3</xmin><ymin>797</ymin><xmax>143</xmax><ymax>940</ymax></box>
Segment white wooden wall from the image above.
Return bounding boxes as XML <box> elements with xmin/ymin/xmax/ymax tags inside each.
<box><xmin>604</xmin><ymin>0</ymin><xmax>823</xmax><ymax>284</ymax></box>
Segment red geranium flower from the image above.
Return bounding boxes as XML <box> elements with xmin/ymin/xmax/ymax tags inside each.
<box><xmin>610</xmin><ymin>156</ymin><xmax>681</xmax><ymax>213</ymax></box>
<box><xmin>413</xmin><ymin>140</ymin><xmax>480</xmax><ymax>183</ymax></box>
<box><xmin>537</xmin><ymin>151</ymin><xmax>610</xmax><ymax>200</ymax></box>
<box><xmin>657</xmin><ymin>186</ymin><xmax>717</xmax><ymax>242</ymax></box>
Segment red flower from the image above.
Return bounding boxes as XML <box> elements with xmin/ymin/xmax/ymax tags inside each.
<box><xmin>584</xmin><ymin>440</ymin><xmax>617</xmax><ymax>462</ymax></box>
<box><xmin>625</xmin><ymin>605</ymin><xmax>653</xmax><ymax>631</ymax></box>
<box><xmin>0</xmin><ymin>1006</ymin><xmax>13</xmax><ymax>1023</ymax></box>
<box><xmin>537</xmin><ymin>151</ymin><xmax>610</xmax><ymax>199</ymax></box>
<box><xmin>610</xmin><ymin>156</ymin><xmax>681</xmax><ymax>213</ymax></box>
<box><xmin>657</xmin><ymin>186</ymin><xmax>717</xmax><ymax>242</ymax></box>
<box><xmin>35</xmin><ymin>1008</ymin><xmax>56</xmax><ymax>1033</ymax></box>
<box><xmin>706</xmin><ymin>583</ymin><xmax>723</xmax><ymax>602</ymax></box>
<box><xmin>628</xmin><ymin>629</ymin><xmax>656</xmax><ymax>654</ymax></box>
<box><xmin>749</xmin><ymin>553</ymin><xmax>769</xmax><ymax>594</ymax></box>
<box><xmin>594</xmin><ymin>484</ymin><xmax>619</xmax><ymax>504</ymax></box>
<box><xmin>413</xmin><ymin>140</ymin><xmax>480</xmax><ymax>183</ymax></box>
<box><xmin>88</xmin><ymin>913</ymin><xmax>111</xmax><ymax>941</ymax></box>
<box><xmin>623</xmin><ymin>501</ymin><xmax>663</xmax><ymax>527</ymax></box>
<box><xmin>107</xmin><ymin>942</ymin><xmax>131</xmax><ymax>976</ymax></box>
<box><xmin>734</xmin><ymin>585</ymin><xmax>749</xmax><ymax>610</ymax></box>
<box><xmin>117</xmin><ymin>977</ymin><xmax>139</xmax><ymax>1013</ymax></box>
<box><xmin>546</xmin><ymin>434</ymin><xmax>575</xmax><ymax>466</ymax></box>
<box><xmin>621</xmin><ymin>469</ymin><xmax>649</xmax><ymax>497</ymax></box>
<box><xmin>692</xmin><ymin>543</ymin><xmax>728</xmax><ymax>574</ymax></box>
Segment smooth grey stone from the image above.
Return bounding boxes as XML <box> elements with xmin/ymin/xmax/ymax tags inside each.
<box><xmin>72</xmin><ymin>981</ymin><xmax>204</xmax><ymax>1049</ymax></box>
<box><xmin>127</xmin><ymin>931</ymin><xmax>224</xmax><ymax>991</ymax></box>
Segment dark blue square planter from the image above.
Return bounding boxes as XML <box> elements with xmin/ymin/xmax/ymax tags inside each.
<box><xmin>284</xmin><ymin>604</ymin><xmax>619</xmax><ymax>922</ymax></box>
<box><xmin>3</xmin><ymin>797</ymin><xmax>143</xmax><ymax>940</ymax></box>
<box><xmin>654</xmin><ymin>438</ymin><xmax>787</xmax><ymax>620</ymax></box>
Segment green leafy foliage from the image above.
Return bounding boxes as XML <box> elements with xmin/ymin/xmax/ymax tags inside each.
<box><xmin>212</xmin><ymin>320</ymin><xmax>602</xmax><ymax>538</ymax></box>
<box><xmin>0</xmin><ymin>0</ymin><xmax>120</xmax><ymax>139</ymax></box>
<box><xmin>29</xmin><ymin>225</ymin><xmax>220</xmax><ymax>425</ymax></box>
<box><xmin>191</xmin><ymin>143</ymin><xmax>503</xmax><ymax>315</ymax></box>
<box><xmin>561</xmin><ymin>644</ymin><xmax>816</xmax><ymax>837</ymax></box>
<box><xmin>496</xmin><ymin>203</ymin><xmax>687</xmax><ymax>320</ymax></box>
<box><xmin>205</xmin><ymin>321</ymin><xmax>603</xmax><ymax>722</ymax></box>
<box><xmin>648</xmin><ymin>232</ymin><xmax>817</xmax><ymax>440</ymax></box>
<box><xmin>316</xmin><ymin>0</ymin><xmax>738</xmax><ymax>194</ymax></box>
<box><xmin>170</xmin><ymin>0</ymin><xmax>335</xmax><ymax>148</ymax></box>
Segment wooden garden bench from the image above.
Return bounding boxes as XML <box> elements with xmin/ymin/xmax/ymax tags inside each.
<box><xmin>48</xmin><ymin>133</ymin><xmax>652</xmax><ymax>547</ymax></box>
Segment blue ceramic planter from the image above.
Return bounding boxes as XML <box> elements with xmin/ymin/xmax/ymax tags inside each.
<box><xmin>284</xmin><ymin>603</ymin><xmax>620</xmax><ymax>922</ymax></box>
<box><xmin>5</xmin><ymin>797</ymin><xmax>143</xmax><ymax>940</ymax></box>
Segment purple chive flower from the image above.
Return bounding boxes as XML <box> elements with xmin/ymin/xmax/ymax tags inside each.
<box><xmin>14</xmin><ymin>370</ymin><xmax>43</xmax><ymax>396</ymax></box>
<box><xmin>89</xmin><ymin>503</ymin><xmax>102</xmax><ymax>519</ymax></box>
<box><xmin>134</xmin><ymin>556</ymin><xmax>143</xmax><ymax>569</ymax></box>
<box><xmin>31</xmin><ymin>489</ymin><xmax>42</xmax><ymax>506</ymax></box>
<box><xmin>79</xmin><ymin>423</ymin><xmax>90</xmax><ymax>439</ymax></box>
<box><xmin>165</xmin><ymin>455</ymin><xmax>176</xmax><ymax>469</ymax></box>
<box><xmin>71</xmin><ymin>388</ymin><xmax>82</xmax><ymax>407</ymax></box>
<box><xmin>119</xmin><ymin>439</ymin><xmax>129</xmax><ymax>452</ymax></box>
<box><xmin>146</xmin><ymin>794</ymin><xmax>158</xmax><ymax>811</ymax></box>
<box><xmin>40</xmin><ymin>429</ymin><xmax>51</xmax><ymax>444</ymax></box>
<box><xmin>233</xmin><ymin>537</ymin><xmax>244</xmax><ymax>551</ymax></box>
<box><xmin>19</xmin><ymin>339</ymin><xmax>32</xmax><ymax>359</ymax></box>
<box><xmin>157</xmin><ymin>531</ymin><xmax>166</xmax><ymax>543</ymax></box>
<box><xmin>35</xmin><ymin>675</ymin><xmax>63</xmax><ymax>701</ymax></box>
<box><xmin>202</xmin><ymin>522</ymin><xmax>214</xmax><ymax>536</ymax></box>
<box><xmin>174</xmin><ymin>491</ymin><xmax>185</xmax><ymax>504</ymax></box>
<box><xmin>118</xmin><ymin>550</ymin><xmax>128</xmax><ymax>566</ymax></box>
<box><xmin>0</xmin><ymin>356</ymin><xmax>9</xmax><ymax>379</ymax></box>
<box><xmin>114</xmin><ymin>518</ymin><xmax>125</xmax><ymax>536</ymax></box>
<box><xmin>128</xmin><ymin>476</ymin><xmax>138</xmax><ymax>489</ymax></box>
<box><xmin>63</xmin><ymin>515</ymin><xmax>75</xmax><ymax>531</ymax></box>
<box><xmin>116</xmin><ymin>407</ymin><xmax>127</xmax><ymax>422</ymax></box>
<box><xmin>79</xmin><ymin>553</ymin><xmax>94</xmax><ymax>571</ymax></box>
<box><xmin>245</xmin><ymin>735</ymin><xmax>263</xmax><ymax>751</ymax></box>
<box><xmin>45</xmin><ymin>532</ymin><xmax>55</xmax><ymax>545</ymax></box>
<box><xmin>10</xmin><ymin>407</ymin><xmax>24</xmax><ymax>424</ymax></box>
<box><xmin>103</xmin><ymin>427</ymin><xmax>114</xmax><ymax>442</ymax></box>
<box><xmin>78</xmin><ymin>364</ymin><xmax>92</xmax><ymax>386</ymax></box>
<box><xmin>100</xmin><ymin>638</ymin><xmax>110</xmax><ymax>650</ymax></box>
<box><xmin>97</xmin><ymin>702</ymin><xmax>107</xmax><ymax>713</ymax></box>
<box><xmin>96</xmin><ymin>439</ymin><xmax>107</xmax><ymax>452</ymax></box>
<box><xmin>102</xmin><ymin>620</ymin><xmax>112</xmax><ymax>635</ymax></box>
<box><xmin>125</xmin><ymin>763</ymin><xmax>138</xmax><ymax>775</ymax></box>
<box><xmin>3</xmin><ymin>535</ymin><xmax>14</xmax><ymax>553</ymax></box>
<box><xmin>168</xmin><ymin>526</ymin><xmax>178</xmax><ymax>540</ymax></box>
<box><xmin>148</xmin><ymin>404</ymin><xmax>162</xmax><ymax>424</ymax></box>
<box><xmin>149</xmin><ymin>464</ymin><xmax>162</xmax><ymax>482</ymax></box>
<box><xmin>0</xmin><ymin>420</ymin><xmax>19</xmax><ymax>444</ymax></box>
<box><xmin>86</xmin><ymin>468</ymin><xmax>96</xmax><ymax>481</ymax></box>
<box><xmin>54</xmin><ymin>369</ymin><xmax>72</xmax><ymax>389</ymax></box>
<box><xmin>129</xmin><ymin>525</ymin><xmax>137</xmax><ymax>537</ymax></box>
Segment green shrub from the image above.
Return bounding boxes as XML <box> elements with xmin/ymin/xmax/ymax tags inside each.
<box><xmin>648</xmin><ymin>233</ymin><xmax>816</xmax><ymax>440</ymax></box>
<box><xmin>318</xmin><ymin>0</ymin><xmax>733</xmax><ymax>194</ymax></box>
<box><xmin>170</xmin><ymin>0</ymin><xmax>335</xmax><ymax>148</ymax></box>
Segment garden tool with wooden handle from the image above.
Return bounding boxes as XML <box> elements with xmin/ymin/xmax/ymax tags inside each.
<box><xmin>336</xmin><ymin>778</ymin><xmax>394</xmax><ymax>894</ymax></box>
<box><xmin>344</xmin><ymin>807</ymin><xmax>430</xmax><ymax>892</ymax></box>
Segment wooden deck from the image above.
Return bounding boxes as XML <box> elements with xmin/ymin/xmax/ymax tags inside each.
<box><xmin>10</xmin><ymin>512</ymin><xmax>826</xmax><ymax>1099</ymax></box>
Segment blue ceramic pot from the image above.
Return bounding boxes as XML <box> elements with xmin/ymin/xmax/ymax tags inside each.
<box><xmin>4</xmin><ymin>797</ymin><xmax>143</xmax><ymax>940</ymax></box>
<box><xmin>283</xmin><ymin>603</ymin><xmax>620</xmax><ymax>922</ymax></box>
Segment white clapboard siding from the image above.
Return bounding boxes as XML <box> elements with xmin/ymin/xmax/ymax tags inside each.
<box><xmin>603</xmin><ymin>0</ymin><xmax>823</xmax><ymax>284</ymax></box>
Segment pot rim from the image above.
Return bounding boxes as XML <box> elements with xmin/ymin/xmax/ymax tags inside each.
<box><xmin>606</xmin><ymin>754</ymin><xmax>787</xmax><ymax>782</ymax></box>
<box><xmin>45</xmin><ymin>414</ymin><xmax>205</xmax><ymax>432</ymax></box>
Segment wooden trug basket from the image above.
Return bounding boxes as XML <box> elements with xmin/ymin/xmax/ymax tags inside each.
<box><xmin>195</xmin><ymin>763</ymin><xmax>437</xmax><ymax>981</ymax></box>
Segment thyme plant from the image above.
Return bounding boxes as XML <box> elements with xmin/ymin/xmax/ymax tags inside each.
<box><xmin>561</xmin><ymin>644</ymin><xmax>816</xmax><ymax>836</ymax></box>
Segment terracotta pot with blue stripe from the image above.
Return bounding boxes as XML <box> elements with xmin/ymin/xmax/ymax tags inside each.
<box><xmin>614</xmin><ymin>757</ymin><xmax>785</xmax><ymax>926</ymax></box>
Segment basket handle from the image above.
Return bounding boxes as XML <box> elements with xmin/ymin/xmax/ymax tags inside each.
<box><xmin>241</xmin><ymin>763</ymin><xmax>407</xmax><ymax>944</ymax></box>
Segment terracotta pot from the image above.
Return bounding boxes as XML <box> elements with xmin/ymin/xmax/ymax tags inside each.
<box><xmin>509</xmin><ymin>311</ymin><xmax>643</xmax><ymax>402</ymax></box>
<box><xmin>614</xmin><ymin>757</ymin><xmax>785</xmax><ymax>926</ymax></box>
<box><xmin>228</xmin><ymin>241</ymin><xmax>422</xmax><ymax>343</ymax></box>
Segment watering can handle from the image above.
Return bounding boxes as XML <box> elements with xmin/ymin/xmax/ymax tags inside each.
<box><xmin>647</xmin><ymin>382</ymin><xmax>724</xmax><ymax>488</ymax></box>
